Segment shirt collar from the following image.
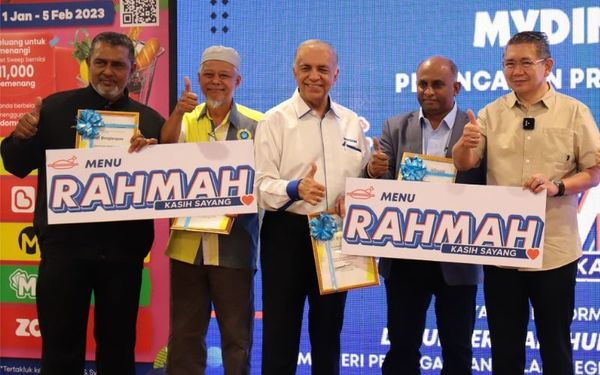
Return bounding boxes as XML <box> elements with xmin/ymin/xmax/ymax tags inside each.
<box><xmin>291</xmin><ymin>89</ymin><xmax>341</xmax><ymax>119</ymax></box>
<box><xmin>418</xmin><ymin>102</ymin><xmax>457</xmax><ymax>130</ymax></box>
<box><xmin>507</xmin><ymin>83</ymin><xmax>555</xmax><ymax>109</ymax></box>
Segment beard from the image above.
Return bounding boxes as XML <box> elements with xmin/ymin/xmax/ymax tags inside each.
<box><xmin>91</xmin><ymin>81</ymin><xmax>124</xmax><ymax>102</ymax></box>
<box><xmin>206</xmin><ymin>98</ymin><xmax>224</xmax><ymax>109</ymax></box>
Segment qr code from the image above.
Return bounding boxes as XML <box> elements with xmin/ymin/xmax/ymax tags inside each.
<box><xmin>120</xmin><ymin>0</ymin><xmax>160</xmax><ymax>27</ymax></box>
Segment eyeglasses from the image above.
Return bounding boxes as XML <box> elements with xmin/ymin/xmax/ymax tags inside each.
<box><xmin>502</xmin><ymin>58</ymin><xmax>546</xmax><ymax>71</ymax></box>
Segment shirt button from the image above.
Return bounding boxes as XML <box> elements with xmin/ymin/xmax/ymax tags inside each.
<box><xmin>525</xmin><ymin>159</ymin><xmax>530</xmax><ymax>163</ymax></box>
<box><xmin>527</xmin><ymin>136</ymin><xmax>531</xmax><ymax>140</ymax></box>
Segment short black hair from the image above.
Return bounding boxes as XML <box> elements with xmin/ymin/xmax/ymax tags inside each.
<box><xmin>506</xmin><ymin>31</ymin><xmax>551</xmax><ymax>59</ymax></box>
<box><xmin>89</xmin><ymin>31</ymin><xmax>135</xmax><ymax>63</ymax></box>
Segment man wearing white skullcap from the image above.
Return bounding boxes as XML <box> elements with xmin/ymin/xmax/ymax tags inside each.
<box><xmin>161</xmin><ymin>45</ymin><xmax>262</xmax><ymax>375</ymax></box>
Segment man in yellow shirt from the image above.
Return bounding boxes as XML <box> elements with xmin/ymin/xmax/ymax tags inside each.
<box><xmin>161</xmin><ymin>46</ymin><xmax>262</xmax><ymax>375</ymax></box>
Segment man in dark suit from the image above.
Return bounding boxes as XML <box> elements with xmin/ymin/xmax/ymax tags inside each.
<box><xmin>366</xmin><ymin>56</ymin><xmax>486</xmax><ymax>375</ymax></box>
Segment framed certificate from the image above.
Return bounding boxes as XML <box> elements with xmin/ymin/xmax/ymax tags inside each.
<box><xmin>308</xmin><ymin>212</ymin><xmax>379</xmax><ymax>295</ymax></box>
<box><xmin>170</xmin><ymin>215</ymin><xmax>234</xmax><ymax>235</ymax></box>
<box><xmin>399</xmin><ymin>152</ymin><xmax>456</xmax><ymax>183</ymax></box>
<box><xmin>75</xmin><ymin>110</ymin><xmax>139</xmax><ymax>148</ymax></box>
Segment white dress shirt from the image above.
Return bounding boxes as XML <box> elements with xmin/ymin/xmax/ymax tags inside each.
<box><xmin>255</xmin><ymin>90</ymin><xmax>370</xmax><ymax>214</ymax></box>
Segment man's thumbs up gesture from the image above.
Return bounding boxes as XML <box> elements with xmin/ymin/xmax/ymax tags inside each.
<box><xmin>298</xmin><ymin>162</ymin><xmax>326</xmax><ymax>205</ymax></box>
<box><xmin>174</xmin><ymin>76</ymin><xmax>199</xmax><ymax>115</ymax></box>
<box><xmin>367</xmin><ymin>137</ymin><xmax>389</xmax><ymax>178</ymax></box>
<box><xmin>14</xmin><ymin>97</ymin><xmax>42</xmax><ymax>140</ymax></box>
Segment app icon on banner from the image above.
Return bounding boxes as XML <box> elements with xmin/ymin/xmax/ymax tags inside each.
<box><xmin>11</xmin><ymin>186</ymin><xmax>35</xmax><ymax>213</ymax></box>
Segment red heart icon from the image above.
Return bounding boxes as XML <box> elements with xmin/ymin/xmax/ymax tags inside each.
<box><xmin>526</xmin><ymin>248</ymin><xmax>540</xmax><ymax>260</ymax></box>
<box><xmin>241</xmin><ymin>195</ymin><xmax>254</xmax><ymax>205</ymax></box>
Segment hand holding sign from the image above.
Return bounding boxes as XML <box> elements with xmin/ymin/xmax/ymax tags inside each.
<box><xmin>299</xmin><ymin>162</ymin><xmax>326</xmax><ymax>205</ymax></box>
<box><xmin>367</xmin><ymin>137</ymin><xmax>389</xmax><ymax>178</ymax></box>
<box><xmin>14</xmin><ymin>97</ymin><xmax>42</xmax><ymax>140</ymax></box>
<box><xmin>128</xmin><ymin>133</ymin><xmax>158</xmax><ymax>153</ymax></box>
<box><xmin>523</xmin><ymin>173</ymin><xmax>556</xmax><ymax>197</ymax></box>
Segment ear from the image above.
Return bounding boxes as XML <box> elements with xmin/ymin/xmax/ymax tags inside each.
<box><xmin>333</xmin><ymin>67</ymin><xmax>339</xmax><ymax>83</ymax></box>
<box><xmin>453</xmin><ymin>81</ymin><xmax>462</xmax><ymax>95</ymax></box>
<box><xmin>543</xmin><ymin>58</ymin><xmax>554</xmax><ymax>77</ymax></box>
<box><xmin>235</xmin><ymin>74</ymin><xmax>241</xmax><ymax>88</ymax></box>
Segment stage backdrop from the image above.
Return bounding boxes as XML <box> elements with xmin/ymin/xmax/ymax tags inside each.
<box><xmin>0</xmin><ymin>0</ymin><xmax>598</xmax><ymax>374</ymax></box>
<box><xmin>175</xmin><ymin>1</ymin><xmax>599</xmax><ymax>374</ymax></box>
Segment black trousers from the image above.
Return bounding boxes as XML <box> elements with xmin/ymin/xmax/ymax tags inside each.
<box><xmin>260</xmin><ymin>211</ymin><xmax>347</xmax><ymax>375</ymax></box>
<box><xmin>382</xmin><ymin>259</ymin><xmax>477</xmax><ymax>375</ymax></box>
<box><xmin>37</xmin><ymin>255</ymin><xmax>143</xmax><ymax>375</ymax></box>
<box><xmin>484</xmin><ymin>260</ymin><xmax>577</xmax><ymax>375</ymax></box>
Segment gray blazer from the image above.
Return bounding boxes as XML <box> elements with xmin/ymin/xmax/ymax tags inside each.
<box><xmin>376</xmin><ymin>108</ymin><xmax>486</xmax><ymax>285</ymax></box>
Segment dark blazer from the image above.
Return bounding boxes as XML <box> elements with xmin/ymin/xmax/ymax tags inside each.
<box><xmin>376</xmin><ymin>108</ymin><xmax>486</xmax><ymax>285</ymax></box>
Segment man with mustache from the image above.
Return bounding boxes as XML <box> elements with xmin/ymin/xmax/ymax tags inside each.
<box><xmin>1</xmin><ymin>31</ymin><xmax>163</xmax><ymax>374</ymax></box>
<box><xmin>366</xmin><ymin>56</ymin><xmax>486</xmax><ymax>375</ymax></box>
<box><xmin>160</xmin><ymin>45</ymin><xmax>261</xmax><ymax>375</ymax></box>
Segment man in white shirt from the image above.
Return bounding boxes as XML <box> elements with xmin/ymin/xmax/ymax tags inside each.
<box><xmin>254</xmin><ymin>39</ymin><xmax>370</xmax><ymax>375</ymax></box>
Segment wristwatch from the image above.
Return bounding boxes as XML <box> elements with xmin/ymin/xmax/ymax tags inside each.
<box><xmin>552</xmin><ymin>179</ymin><xmax>565</xmax><ymax>197</ymax></box>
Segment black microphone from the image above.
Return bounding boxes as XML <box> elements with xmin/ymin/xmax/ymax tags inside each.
<box><xmin>523</xmin><ymin>118</ymin><xmax>535</xmax><ymax>130</ymax></box>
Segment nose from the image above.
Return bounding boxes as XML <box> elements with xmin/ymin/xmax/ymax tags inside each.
<box><xmin>424</xmin><ymin>85</ymin><xmax>434</xmax><ymax>95</ymax></box>
<box><xmin>512</xmin><ymin>64</ymin><xmax>526</xmax><ymax>74</ymax></box>
<box><xmin>308</xmin><ymin>68</ymin><xmax>320</xmax><ymax>80</ymax></box>
<box><xmin>102</xmin><ymin>63</ymin><xmax>114</xmax><ymax>77</ymax></box>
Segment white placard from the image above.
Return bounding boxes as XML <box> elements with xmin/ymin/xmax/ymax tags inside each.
<box><xmin>46</xmin><ymin>141</ymin><xmax>257</xmax><ymax>224</ymax></box>
<box><xmin>342</xmin><ymin>177</ymin><xmax>546</xmax><ymax>269</ymax></box>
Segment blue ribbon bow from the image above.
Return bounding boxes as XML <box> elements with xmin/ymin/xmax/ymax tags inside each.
<box><xmin>401</xmin><ymin>156</ymin><xmax>427</xmax><ymax>181</ymax></box>
<box><xmin>75</xmin><ymin>109</ymin><xmax>104</xmax><ymax>138</ymax></box>
<box><xmin>309</xmin><ymin>213</ymin><xmax>338</xmax><ymax>241</ymax></box>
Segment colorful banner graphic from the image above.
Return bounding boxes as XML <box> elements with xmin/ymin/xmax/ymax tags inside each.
<box><xmin>0</xmin><ymin>0</ymin><xmax>171</xmax><ymax>366</ymax></box>
<box><xmin>0</xmin><ymin>265</ymin><xmax>152</xmax><ymax>306</ymax></box>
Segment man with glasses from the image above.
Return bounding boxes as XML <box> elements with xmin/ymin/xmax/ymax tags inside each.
<box><xmin>453</xmin><ymin>31</ymin><xmax>600</xmax><ymax>374</ymax></box>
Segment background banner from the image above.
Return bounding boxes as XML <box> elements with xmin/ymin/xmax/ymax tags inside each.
<box><xmin>173</xmin><ymin>1</ymin><xmax>599</xmax><ymax>374</ymax></box>
<box><xmin>0</xmin><ymin>0</ymin><xmax>598</xmax><ymax>374</ymax></box>
<box><xmin>0</xmin><ymin>0</ymin><xmax>171</xmax><ymax>369</ymax></box>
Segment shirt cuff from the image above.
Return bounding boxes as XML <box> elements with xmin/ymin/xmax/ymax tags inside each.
<box><xmin>365</xmin><ymin>162</ymin><xmax>375</xmax><ymax>178</ymax></box>
<box><xmin>286</xmin><ymin>179</ymin><xmax>302</xmax><ymax>201</ymax></box>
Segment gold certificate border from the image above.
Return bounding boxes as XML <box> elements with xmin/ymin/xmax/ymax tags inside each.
<box><xmin>399</xmin><ymin>152</ymin><xmax>457</xmax><ymax>183</ymax></box>
<box><xmin>308</xmin><ymin>212</ymin><xmax>380</xmax><ymax>295</ymax></box>
<box><xmin>75</xmin><ymin>110</ymin><xmax>140</xmax><ymax>149</ymax></box>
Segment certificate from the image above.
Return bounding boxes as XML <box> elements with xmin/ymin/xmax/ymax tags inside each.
<box><xmin>171</xmin><ymin>215</ymin><xmax>234</xmax><ymax>235</ymax></box>
<box><xmin>309</xmin><ymin>212</ymin><xmax>379</xmax><ymax>294</ymax></box>
<box><xmin>399</xmin><ymin>152</ymin><xmax>456</xmax><ymax>183</ymax></box>
<box><xmin>75</xmin><ymin>110</ymin><xmax>139</xmax><ymax>148</ymax></box>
